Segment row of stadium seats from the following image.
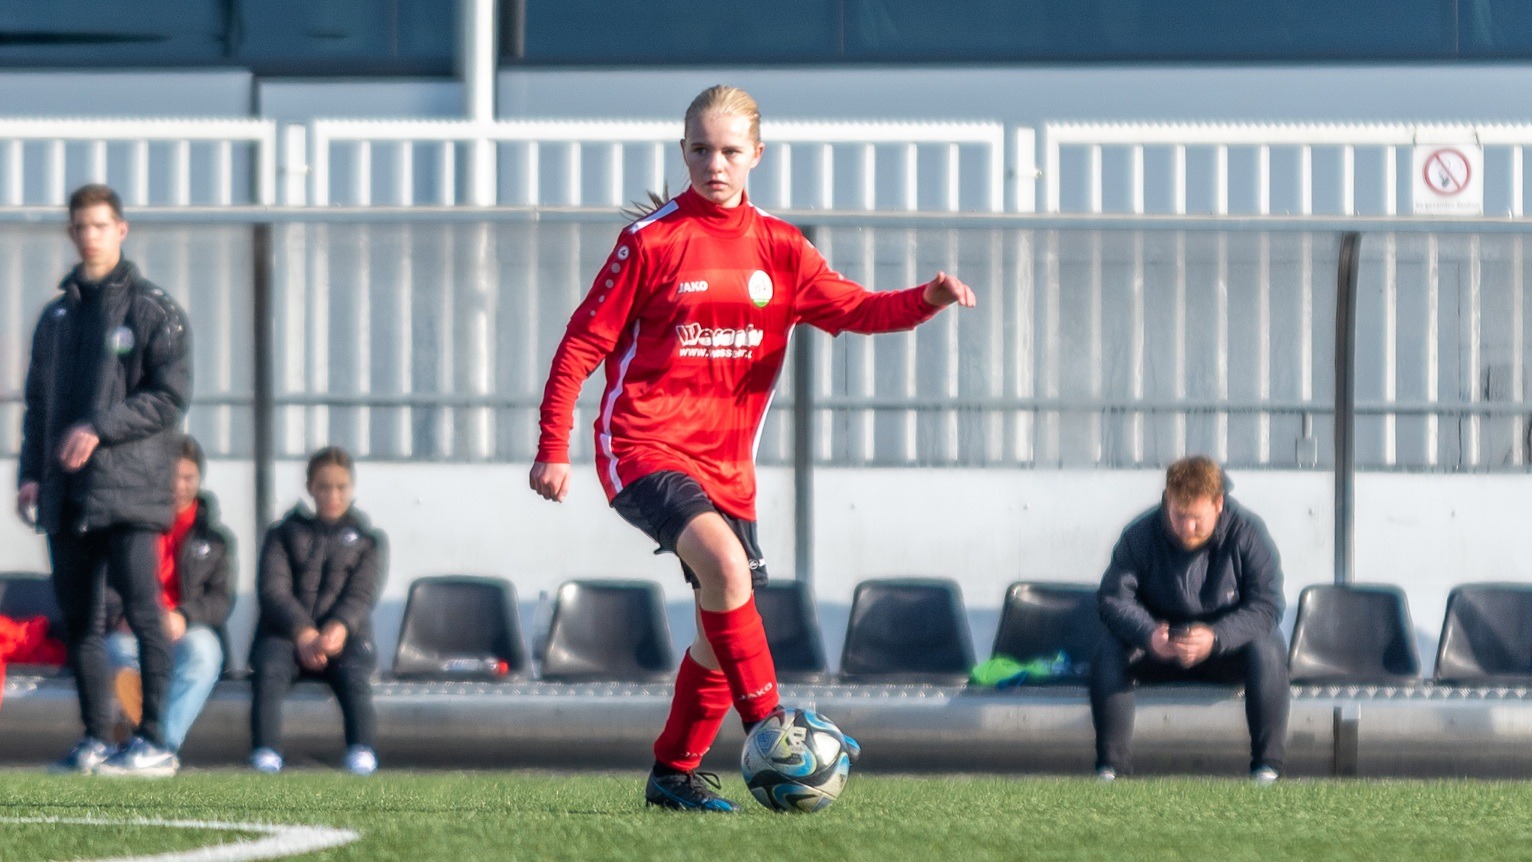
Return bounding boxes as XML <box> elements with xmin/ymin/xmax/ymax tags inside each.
<box><xmin>3</xmin><ymin>571</ymin><xmax>1530</xmax><ymax>686</ymax></box>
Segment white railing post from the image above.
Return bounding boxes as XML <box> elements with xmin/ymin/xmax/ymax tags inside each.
<box><xmin>3</xmin><ymin>140</ymin><xmax>21</xmax><ymax>206</ymax></box>
<box><xmin>130</xmin><ymin>140</ymin><xmax>150</xmax><ymax>206</ymax></box>
<box><xmin>216</xmin><ymin>139</ymin><xmax>234</xmax><ymax>206</ymax></box>
<box><xmin>355</xmin><ymin>141</ymin><xmax>374</xmax><ymax>207</ymax></box>
<box><xmin>1011</xmin><ymin>126</ymin><xmax>1036</xmax><ymax>213</ymax></box>
<box><xmin>281</xmin><ymin>123</ymin><xmax>308</xmax><ymax>206</ymax></box>
<box><xmin>394</xmin><ymin>141</ymin><xmax>414</xmax><ymax>207</ymax></box>
<box><xmin>258</xmin><ymin>124</ymin><xmax>278</xmax><ymax>205</ymax></box>
<box><xmin>89</xmin><ymin>140</ymin><xmax>107</xmax><ymax>183</ymax></box>
<box><xmin>310</xmin><ymin>124</ymin><xmax>330</xmax><ymax>207</ymax></box>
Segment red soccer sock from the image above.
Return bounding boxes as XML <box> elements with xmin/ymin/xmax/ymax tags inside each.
<box><xmin>698</xmin><ymin>596</ymin><xmax>781</xmax><ymax>726</ymax></box>
<box><xmin>652</xmin><ymin>652</ymin><xmax>733</xmax><ymax>772</ymax></box>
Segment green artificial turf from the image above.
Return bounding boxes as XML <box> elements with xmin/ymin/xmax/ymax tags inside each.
<box><xmin>3</xmin><ymin>770</ymin><xmax>1531</xmax><ymax>862</ymax></box>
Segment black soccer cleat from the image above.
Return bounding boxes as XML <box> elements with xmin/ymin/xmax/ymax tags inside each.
<box><xmin>645</xmin><ymin>768</ymin><xmax>741</xmax><ymax>813</ymax></box>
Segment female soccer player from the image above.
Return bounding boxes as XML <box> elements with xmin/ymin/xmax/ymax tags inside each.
<box><xmin>530</xmin><ymin>85</ymin><xmax>975</xmax><ymax>811</ymax></box>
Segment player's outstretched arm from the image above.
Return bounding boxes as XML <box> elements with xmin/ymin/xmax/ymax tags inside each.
<box><xmin>529</xmin><ymin>461</ymin><xmax>571</xmax><ymax>503</ymax></box>
<box><xmin>922</xmin><ymin>271</ymin><xmax>976</xmax><ymax>309</ymax></box>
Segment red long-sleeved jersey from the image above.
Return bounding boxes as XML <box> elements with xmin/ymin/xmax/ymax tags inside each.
<box><xmin>536</xmin><ymin>188</ymin><xmax>939</xmax><ymax>520</ymax></box>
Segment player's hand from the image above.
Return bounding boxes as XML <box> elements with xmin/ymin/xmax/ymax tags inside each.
<box><xmin>16</xmin><ymin>481</ymin><xmax>39</xmax><ymax>527</ymax></box>
<box><xmin>1147</xmin><ymin>623</ymin><xmax>1179</xmax><ymax>662</ymax></box>
<box><xmin>529</xmin><ymin>461</ymin><xmax>571</xmax><ymax>503</ymax></box>
<box><xmin>295</xmin><ymin>627</ymin><xmax>328</xmax><ymax>671</ymax></box>
<box><xmin>164</xmin><ymin>609</ymin><xmax>187</xmax><ymax>642</ymax></box>
<box><xmin>922</xmin><ymin>271</ymin><xmax>976</xmax><ymax>309</ymax></box>
<box><xmin>1171</xmin><ymin>624</ymin><xmax>1216</xmax><ymax>668</ymax></box>
<box><xmin>318</xmin><ymin>621</ymin><xmax>348</xmax><ymax>657</ymax></box>
<box><xmin>58</xmin><ymin>424</ymin><xmax>100</xmax><ymax>473</ymax></box>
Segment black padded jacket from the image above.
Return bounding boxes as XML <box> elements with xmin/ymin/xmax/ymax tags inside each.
<box><xmin>1097</xmin><ymin>496</ymin><xmax>1285</xmax><ymax>655</ymax></box>
<box><xmin>255</xmin><ymin>505</ymin><xmax>386</xmax><ymax>642</ymax></box>
<box><xmin>18</xmin><ymin>260</ymin><xmax>192</xmax><ymax>534</ymax></box>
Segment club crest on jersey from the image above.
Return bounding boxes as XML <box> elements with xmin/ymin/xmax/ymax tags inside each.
<box><xmin>107</xmin><ymin>326</ymin><xmax>135</xmax><ymax>356</ymax></box>
<box><xmin>747</xmin><ymin>270</ymin><xmax>773</xmax><ymax>308</ymax></box>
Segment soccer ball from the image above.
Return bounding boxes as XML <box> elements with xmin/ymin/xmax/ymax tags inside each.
<box><xmin>740</xmin><ymin>707</ymin><xmax>856</xmax><ymax>813</ymax></box>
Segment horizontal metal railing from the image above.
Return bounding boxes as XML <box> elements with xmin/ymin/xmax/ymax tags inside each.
<box><xmin>2</xmin><ymin>208</ymin><xmax>1530</xmax><ymax>473</ymax></box>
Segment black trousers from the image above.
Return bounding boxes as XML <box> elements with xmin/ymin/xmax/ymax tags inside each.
<box><xmin>249</xmin><ymin>632</ymin><xmax>377</xmax><ymax>752</ymax></box>
<box><xmin>49</xmin><ymin>526</ymin><xmax>171</xmax><ymax>747</ymax></box>
<box><xmin>1089</xmin><ymin>628</ymin><xmax>1290</xmax><ymax>773</ymax></box>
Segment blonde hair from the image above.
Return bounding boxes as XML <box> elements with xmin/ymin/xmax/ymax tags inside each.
<box><xmin>1165</xmin><ymin>456</ymin><xmax>1224</xmax><ymax>503</ymax></box>
<box><xmin>684</xmin><ymin>85</ymin><xmax>761</xmax><ymax>144</ymax></box>
<box><xmin>621</xmin><ymin>86</ymin><xmax>763</xmax><ymax>220</ymax></box>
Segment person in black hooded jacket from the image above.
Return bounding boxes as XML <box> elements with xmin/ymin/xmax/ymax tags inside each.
<box><xmin>249</xmin><ymin>446</ymin><xmax>385</xmax><ymax>776</ymax></box>
<box><xmin>1091</xmin><ymin>455</ymin><xmax>1289</xmax><ymax>783</ymax></box>
<box><xmin>15</xmin><ymin>184</ymin><xmax>191</xmax><ymax>777</ymax></box>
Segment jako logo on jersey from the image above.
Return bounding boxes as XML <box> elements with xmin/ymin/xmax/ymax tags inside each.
<box><xmin>678</xmin><ymin>280</ymin><xmax>709</xmax><ymax>294</ymax></box>
<box><xmin>747</xmin><ymin>270</ymin><xmax>773</xmax><ymax>308</ymax></box>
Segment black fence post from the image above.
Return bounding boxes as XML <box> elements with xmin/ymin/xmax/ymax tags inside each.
<box><xmin>1333</xmin><ymin>231</ymin><xmax>1362</xmax><ymax>586</ymax></box>
<box><xmin>252</xmin><ymin>222</ymin><xmax>275</xmax><ymax>534</ymax></box>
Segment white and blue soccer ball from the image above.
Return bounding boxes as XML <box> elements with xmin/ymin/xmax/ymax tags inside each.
<box><xmin>740</xmin><ymin>707</ymin><xmax>856</xmax><ymax>813</ymax></box>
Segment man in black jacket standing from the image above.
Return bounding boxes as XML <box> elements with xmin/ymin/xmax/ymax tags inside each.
<box><xmin>15</xmin><ymin>184</ymin><xmax>191</xmax><ymax>776</ymax></box>
<box><xmin>1092</xmin><ymin>455</ymin><xmax>1289</xmax><ymax>783</ymax></box>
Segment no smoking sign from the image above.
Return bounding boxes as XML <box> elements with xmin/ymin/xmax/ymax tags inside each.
<box><xmin>1413</xmin><ymin>144</ymin><xmax>1483</xmax><ymax>215</ymax></box>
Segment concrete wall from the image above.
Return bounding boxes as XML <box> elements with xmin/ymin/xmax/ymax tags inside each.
<box><xmin>5</xmin><ymin>458</ymin><xmax>1527</xmax><ymax>675</ymax></box>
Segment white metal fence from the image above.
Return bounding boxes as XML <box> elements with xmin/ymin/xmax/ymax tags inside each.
<box><xmin>1043</xmin><ymin>122</ymin><xmax>1532</xmax><ymax>216</ymax></box>
<box><xmin>0</xmin><ymin>119</ymin><xmax>276</xmax><ymax>207</ymax></box>
<box><xmin>11</xmin><ymin>117</ymin><xmax>1532</xmax><ymax>217</ymax></box>
<box><xmin>299</xmin><ymin>118</ymin><xmax>1006</xmax><ymax>211</ymax></box>
<box><xmin>0</xmin><ymin>117</ymin><xmax>1007</xmax><ymax>212</ymax></box>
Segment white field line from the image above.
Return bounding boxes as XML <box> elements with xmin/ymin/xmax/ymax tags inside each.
<box><xmin>0</xmin><ymin>816</ymin><xmax>360</xmax><ymax>862</ymax></box>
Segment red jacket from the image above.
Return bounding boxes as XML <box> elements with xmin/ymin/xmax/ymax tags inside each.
<box><xmin>0</xmin><ymin>614</ymin><xmax>67</xmax><ymax>707</ymax></box>
<box><xmin>537</xmin><ymin>188</ymin><xmax>938</xmax><ymax>520</ymax></box>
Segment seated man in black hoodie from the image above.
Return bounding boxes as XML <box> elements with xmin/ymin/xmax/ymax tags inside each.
<box><xmin>1091</xmin><ymin>455</ymin><xmax>1289</xmax><ymax>783</ymax></box>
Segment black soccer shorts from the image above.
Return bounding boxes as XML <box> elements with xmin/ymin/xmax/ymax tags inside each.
<box><xmin>611</xmin><ymin>470</ymin><xmax>768</xmax><ymax>589</ymax></box>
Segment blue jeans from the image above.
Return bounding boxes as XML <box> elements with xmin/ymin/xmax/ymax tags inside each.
<box><xmin>107</xmin><ymin>624</ymin><xmax>223</xmax><ymax>753</ymax></box>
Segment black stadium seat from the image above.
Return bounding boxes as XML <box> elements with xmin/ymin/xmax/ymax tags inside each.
<box><xmin>1435</xmin><ymin>583</ymin><xmax>1532</xmax><ymax>685</ymax></box>
<box><xmin>538</xmin><ymin>579</ymin><xmax>676</xmax><ymax>683</ymax></box>
<box><xmin>990</xmin><ymin>582</ymin><xmax>1104</xmax><ymax>683</ymax></box>
<box><xmin>1288</xmin><ymin>583</ymin><xmax>1420</xmax><ymax>684</ymax></box>
<box><xmin>392</xmin><ymin>575</ymin><xmax>530</xmax><ymax>681</ymax></box>
<box><xmin>755</xmin><ymin>580</ymin><xmax>829</xmax><ymax>684</ymax></box>
<box><xmin>839</xmin><ymin>578</ymin><xmax>974</xmax><ymax>684</ymax></box>
<box><xmin>0</xmin><ymin>572</ymin><xmax>61</xmax><ymax>626</ymax></box>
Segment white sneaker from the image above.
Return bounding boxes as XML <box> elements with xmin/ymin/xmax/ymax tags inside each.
<box><xmin>49</xmin><ymin>737</ymin><xmax>113</xmax><ymax>775</ymax></box>
<box><xmin>344</xmin><ymin>745</ymin><xmax>377</xmax><ymax>776</ymax></box>
<box><xmin>1095</xmin><ymin>766</ymin><xmax>1117</xmax><ymax>783</ymax></box>
<box><xmin>96</xmin><ymin>736</ymin><xmax>179</xmax><ymax>778</ymax></box>
<box><xmin>1251</xmin><ymin>766</ymin><xmax>1279</xmax><ymax>785</ymax></box>
<box><xmin>250</xmin><ymin>747</ymin><xmax>283</xmax><ymax>774</ymax></box>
